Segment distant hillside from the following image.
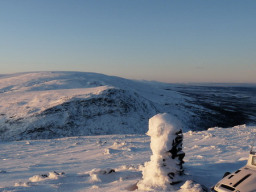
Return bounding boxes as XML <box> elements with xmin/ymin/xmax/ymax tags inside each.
<box><xmin>0</xmin><ymin>72</ymin><xmax>172</xmax><ymax>140</ymax></box>
<box><xmin>0</xmin><ymin>72</ymin><xmax>255</xmax><ymax>141</ymax></box>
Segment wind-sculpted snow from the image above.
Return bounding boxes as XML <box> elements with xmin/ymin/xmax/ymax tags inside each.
<box><xmin>138</xmin><ymin>113</ymin><xmax>185</xmax><ymax>191</ymax></box>
<box><xmin>1</xmin><ymin>125</ymin><xmax>255</xmax><ymax>191</ymax></box>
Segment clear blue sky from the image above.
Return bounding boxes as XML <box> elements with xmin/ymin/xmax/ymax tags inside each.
<box><xmin>1</xmin><ymin>0</ymin><xmax>256</xmax><ymax>83</ymax></box>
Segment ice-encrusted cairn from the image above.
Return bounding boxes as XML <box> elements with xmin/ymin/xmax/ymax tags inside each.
<box><xmin>137</xmin><ymin>113</ymin><xmax>185</xmax><ymax>191</ymax></box>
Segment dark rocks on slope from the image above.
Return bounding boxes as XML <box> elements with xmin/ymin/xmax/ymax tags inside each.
<box><xmin>1</xmin><ymin>88</ymin><xmax>158</xmax><ymax>140</ymax></box>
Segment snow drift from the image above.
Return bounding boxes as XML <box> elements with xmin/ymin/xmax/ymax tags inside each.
<box><xmin>2</xmin><ymin>122</ymin><xmax>250</xmax><ymax>191</ymax></box>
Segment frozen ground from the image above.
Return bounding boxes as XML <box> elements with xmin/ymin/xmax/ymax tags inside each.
<box><xmin>1</xmin><ymin>125</ymin><xmax>255</xmax><ymax>192</ymax></box>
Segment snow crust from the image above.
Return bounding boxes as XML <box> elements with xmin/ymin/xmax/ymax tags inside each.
<box><xmin>138</xmin><ymin>113</ymin><xmax>183</xmax><ymax>191</ymax></box>
<box><xmin>0</xmin><ymin>125</ymin><xmax>255</xmax><ymax>191</ymax></box>
<box><xmin>147</xmin><ymin>113</ymin><xmax>181</xmax><ymax>155</ymax></box>
<box><xmin>179</xmin><ymin>180</ymin><xmax>205</xmax><ymax>192</ymax></box>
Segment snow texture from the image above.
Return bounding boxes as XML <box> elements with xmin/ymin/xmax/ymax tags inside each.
<box><xmin>0</xmin><ymin>125</ymin><xmax>255</xmax><ymax>191</ymax></box>
<box><xmin>147</xmin><ymin>113</ymin><xmax>182</xmax><ymax>156</ymax></box>
<box><xmin>138</xmin><ymin>113</ymin><xmax>185</xmax><ymax>191</ymax></box>
<box><xmin>179</xmin><ymin>180</ymin><xmax>206</xmax><ymax>192</ymax></box>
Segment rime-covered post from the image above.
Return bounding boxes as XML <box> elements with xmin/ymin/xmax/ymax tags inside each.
<box><xmin>137</xmin><ymin>113</ymin><xmax>185</xmax><ymax>191</ymax></box>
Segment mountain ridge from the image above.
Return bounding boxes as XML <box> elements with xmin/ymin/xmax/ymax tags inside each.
<box><xmin>0</xmin><ymin>71</ymin><xmax>255</xmax><ymax>141</ymax></box>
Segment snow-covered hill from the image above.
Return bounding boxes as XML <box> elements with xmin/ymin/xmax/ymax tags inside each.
<box><xmin>0</xmin><ymin>71</ymin><xmax>255</xmax><ymax>141</ymax></box>
<box><xmin>0</xmin><ymin>72</ymin><xmax>185</xmax><ymax>141</ymax></box>
<box><xmin>1</xmin><ymin>72</ymin><xmax>256</xmax><ymax>191</ymax></box>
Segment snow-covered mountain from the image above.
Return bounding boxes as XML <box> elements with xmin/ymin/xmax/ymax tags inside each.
<box><xmin>0</xmin><ymin>71</ymin><xmax>185</xmax><ymax>141</ymax></box>
<box><xmin>1</xmin><ymin>71</ymin><xmax>256</xmax><ymax>191</ymax></box>
<box><xmin>0</xmin><ymin>71</ymin><xmax>255</xmax><ymax>141</ymax></box>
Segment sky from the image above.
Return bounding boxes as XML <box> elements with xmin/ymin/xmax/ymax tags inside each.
<box><xmin>0</xmin><ymin>0</ymin><xmax>256</xmax><ymax>83</ymax></box>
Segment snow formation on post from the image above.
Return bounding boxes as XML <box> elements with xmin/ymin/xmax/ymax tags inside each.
<box><xmin>137</xmin><ymin>113</ymin><xmax>185</xmax><ymax>191</ymax></box>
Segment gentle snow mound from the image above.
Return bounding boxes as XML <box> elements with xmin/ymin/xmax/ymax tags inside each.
<box><xmin>29</xmin><ymin>171</ymin><xmax>65</xmax><ymax>182</ymax></box>
<box><xmin>179</xmin><ymin>180</ymin><xmax>206</xmax><ymax>192</ymax></box>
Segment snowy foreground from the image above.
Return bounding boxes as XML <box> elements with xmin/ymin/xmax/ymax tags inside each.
<box><xmin>1</xmin><ymin>124</ymin><xmax>255</xmax><ymax>192</ymax></box>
